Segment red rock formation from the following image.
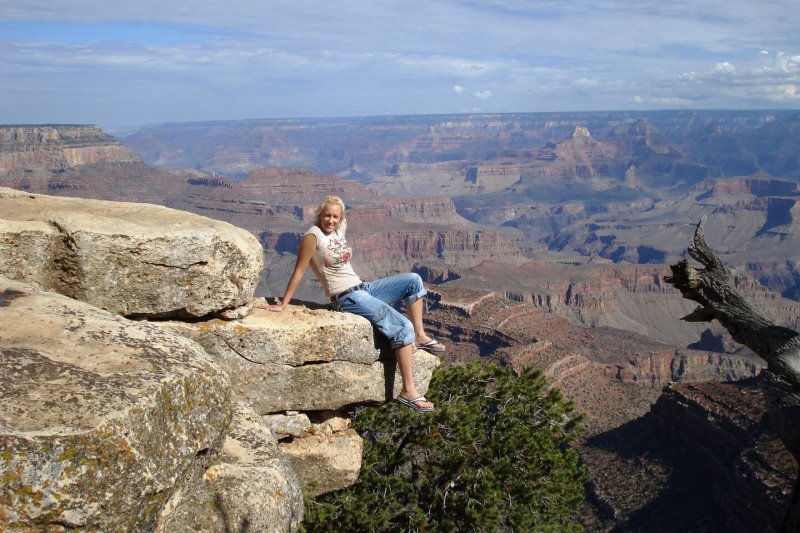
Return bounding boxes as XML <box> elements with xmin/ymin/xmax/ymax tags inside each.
<box><xmin>579</xmin><ymin>379</ymin><xmax>794</xmax><ymax>531</ymax></box>
<box><xmin>0</xmin><ymin>125</ymin><xmax>190</xmax><ymax>204</ymax></box>
<box><xmin>0</xmin><ymin>125</ymin><xmax>142</xmax><ymax>178</ymax></box>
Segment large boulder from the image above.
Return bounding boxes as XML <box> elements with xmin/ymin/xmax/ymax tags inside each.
<box><xmin>157</xmin><ymin>304</ymin><xmax>442</xmax><ymax>413</ymax></box>
<box><xmin>0</xmin><ymin>276</ymin><xmax>232</xmax><ymax>531</ymax></box>
<box><xmin>0</xmin><ymin>187</ymin><xmax>263</xmax><ymax>318</ymax></box>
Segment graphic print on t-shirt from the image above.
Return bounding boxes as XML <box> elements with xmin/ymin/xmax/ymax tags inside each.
<box><xmin>323</xmin><ymin>234</ymin><xmax>352</xmax><ymax>269</ymax></box>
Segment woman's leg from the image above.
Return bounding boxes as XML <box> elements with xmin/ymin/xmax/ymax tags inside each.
<box><xmin>407</xmin><ymin>297</ymin><xmax>442</xmax><ymax>347</ymax></box>
<box><xmin>396</xmin><ymin>343</ymin><xmax>434</xmax><ymax>409</ymax></box>
<box><xmin>336</xmin><ymin>289</ymin><xmax>433</xmax><ymax>409</ymax></box>
<box><xmin>367</xmin><ymin>273</ymin><xmax>445</xmax><ymax>349</ymax></box>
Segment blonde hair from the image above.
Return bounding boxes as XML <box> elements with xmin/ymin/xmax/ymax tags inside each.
<box><xmin>315</xmin><ymin>195</ymin><xmax>346</xmax><ymax>230</ymax></box>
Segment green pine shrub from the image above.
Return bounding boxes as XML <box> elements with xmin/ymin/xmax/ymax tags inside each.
<box><xmin>302</xmin><ymin>361</ymin><xmax>588</xmax><ymax>532</ymax></box>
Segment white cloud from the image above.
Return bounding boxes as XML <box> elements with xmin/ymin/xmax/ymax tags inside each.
<box><xmin>774</xmin><ymin>51</ymin><xmax>800</xmax><ymax>73</ymax></box>
<box><xmin>713</xmin><ymin>61</ymin><xmax>735</xmax><ymax>73</ymax></box>
<box><xmin>453</xmin><ymin>84</ymin><xmax>465</xmax><ymax>94</ymax></box>
<box><xmin>474</xmin><ymin>90</ymin><xmax>493</xmax><ymax>100</ymax></box>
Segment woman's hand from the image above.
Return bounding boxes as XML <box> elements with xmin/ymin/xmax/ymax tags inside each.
<box><xmin>255</xmin><ymin>299</ymin><xmax>286</xmax><ymax>312</ymax></box>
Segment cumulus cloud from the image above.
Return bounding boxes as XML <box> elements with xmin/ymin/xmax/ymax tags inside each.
<box><xmin>474</xmin><ymin>90</ymin><xmax>493</xmax><ymax>100</ymax></box>
<box><xmin>453</xmin><ymin>84</ymin><xmax>465</xmax><ymax>94</ymax></box>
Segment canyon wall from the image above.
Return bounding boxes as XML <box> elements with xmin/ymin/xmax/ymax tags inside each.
<box><xmin>0</xmin><ymin>125</ymin><xmax>142</xmax><ymax>174</ymax></box>
<box><xmin>120</xmin><ymin>111</ymin><xmax>800</xmax><ymax>183</ymax></box>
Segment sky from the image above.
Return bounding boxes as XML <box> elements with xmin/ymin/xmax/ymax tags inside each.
<box><xmin>1</xmin><ymin>0</ymin><xmax>798</xmax><ymax>129</ymax></box>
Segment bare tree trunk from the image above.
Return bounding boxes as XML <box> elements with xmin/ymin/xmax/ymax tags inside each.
<box><xmin>665</xmin><ymin>219</ymin><xmax>800</xmax><ymax>532</ymax></box>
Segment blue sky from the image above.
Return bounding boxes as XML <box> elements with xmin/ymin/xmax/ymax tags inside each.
<box><xmin>1</xmin><ymin>0</ymin><xmax>798</xmax><ymax>129</ymax></box>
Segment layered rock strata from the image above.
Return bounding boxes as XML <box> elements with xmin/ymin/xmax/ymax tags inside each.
<box><xmin>0</xmin><ymin>187</ymin><xmax>263</xmax><ymax>318</ymax></box>
<box><xmin>435</xmin><ymin>259</ymin><xmax>800</xmax><ymax>352</ymax></box>
<box><xmin>0</xmin><ymin>125</ymin><xmax>142</xmax><ymax>178</ymax></box>
<box><xmin>0</xmin><ymin>125</ymin><xmax>189</xmax><ymax>206</ymax></box>
<box><xmin>157</xmin><ymin>305</ymin><xmax>440</xmax><ymax>413</ymax></box>
<box><xmin>425</xmin><ymin>285</ymin><xmax>764</xmax><ymax>435</ymax></box>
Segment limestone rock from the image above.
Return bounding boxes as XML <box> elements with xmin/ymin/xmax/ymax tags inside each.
<box><xmin>264</xmin><ymin>412</ymin><xmax>312</xmax><ymax>439</ymax></box>
<box><xmin>157</xmin><ymin>304</ymin><xmax>442</xmax><ymax>413</ymax></box>
<box><xmin>280</xmin><ymin>428</ymin><xmax>364</xmax><ymax>497</ymax></box>
<box><xmin>157</xmin><ymin>402</ymin><xmax>303</xmax><ymax>532</ymax></box>
<box><xmin>0</xmin><ymin>276</ymin><xmax>232</xmax><ymax>531</ymax></box>
<box><xmin>0</xmin><ymin>187</ymin><xmax>263</xmax><ymax>318</ymax></box>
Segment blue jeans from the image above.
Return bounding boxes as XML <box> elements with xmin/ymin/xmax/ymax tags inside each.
<box><xmin>333</xmin><ymin>273</ymin><xmax>426</xmax><ymax>349</ymax></box>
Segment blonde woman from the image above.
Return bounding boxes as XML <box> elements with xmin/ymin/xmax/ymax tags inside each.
<box><xmin>262</xmin><ymin>195</ymin><xmax>445</xmax><ymax>412</ymax></box>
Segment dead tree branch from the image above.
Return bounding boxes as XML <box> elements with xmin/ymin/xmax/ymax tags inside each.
<box><xmin>666</xmin><ymin>219</ymin><xmax>800</xmax><ymax>532</ymax></box>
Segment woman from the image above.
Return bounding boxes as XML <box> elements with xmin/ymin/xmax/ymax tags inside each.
<box><xmin>261</xmin><ymin>195</ymin><xmax>446</xmax><ymax>412</ymax></box>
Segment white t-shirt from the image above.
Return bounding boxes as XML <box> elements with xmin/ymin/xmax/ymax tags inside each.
<box><xmin>305</xmin><ymin>220</ymin><xmax>362</xmax><ymax>297</ymax></box>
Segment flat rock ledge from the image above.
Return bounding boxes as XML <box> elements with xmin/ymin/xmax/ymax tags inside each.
<box><xmin>0</xmin><ymin>276</ymin><xmax>232</xmax><ymax>531</ymax></box>
<box><xmin>157</xmin><ymin>304</ymin><xmax>442</xmax><ymax>413</ymax></box>
<box><xmin>0</xmin><ymin>187</ymin><xmax>263</xmax><ymax>318</ymax></box>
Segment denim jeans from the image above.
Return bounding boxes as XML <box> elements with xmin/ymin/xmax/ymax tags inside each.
<box><xmin>333</xmin><ymin>273</ymin><xmax>426</xmax><ymax>348</ymax></box>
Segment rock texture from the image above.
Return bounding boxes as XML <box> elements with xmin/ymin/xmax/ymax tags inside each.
<box><xmin>156</xmin><ymin>401</ymin><xmax>303</xmax><ymax>532</ymax></box>
<box><xmin>650</xmin><ymin>381</ymin><xmax>794</xmax><ymax>532</ymax></box>
<box><xmin>280</xmin><ymin>428</ymin><xmax>364</xmax><ymax>497</ymax></box>
<box><xmin>156</xmin><ymin>304</ymin><xmax>441</xmax><ymax>413</ymax></box>
<box><xmin>0</xmin><ymin>187</ymin><xmax>263</xmax><ymax>318</ymax></box>
<box><xmin>155</xmin><ymin>302</ymin><xmax>440</xmax><ymax>497</ymax></box>
<box><xmin>0</xmin><ymin>276</ymin><xmax>232</xmax><ymax>531</ymax></box>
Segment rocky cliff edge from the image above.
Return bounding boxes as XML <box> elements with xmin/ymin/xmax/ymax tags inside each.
<box><xmin>0</xmin><ymin>188</ymin><xmax>440</xmax><ymax>531</ymax></box>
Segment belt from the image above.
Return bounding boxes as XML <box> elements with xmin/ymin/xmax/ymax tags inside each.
<box><xmin>331</xmin><ymin>282</ymin><xmax>366</xmax><ymax>302</ymax></box>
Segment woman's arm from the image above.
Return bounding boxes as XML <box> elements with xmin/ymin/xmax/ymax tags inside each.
<box><xmin>263</xmin><ymin>233</ymin><xmax>317</xmax><ymax>312</ymax></box>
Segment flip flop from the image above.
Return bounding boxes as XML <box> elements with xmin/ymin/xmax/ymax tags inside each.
<box><xmin>395</xmin><ymin>395</ymin><xmax>434</xmax><ymax>412</ymax></box>
<box><xmin>417</xmin><ymin>339</ymin><xmax>446</xmax><ymax>353</ymax></box>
